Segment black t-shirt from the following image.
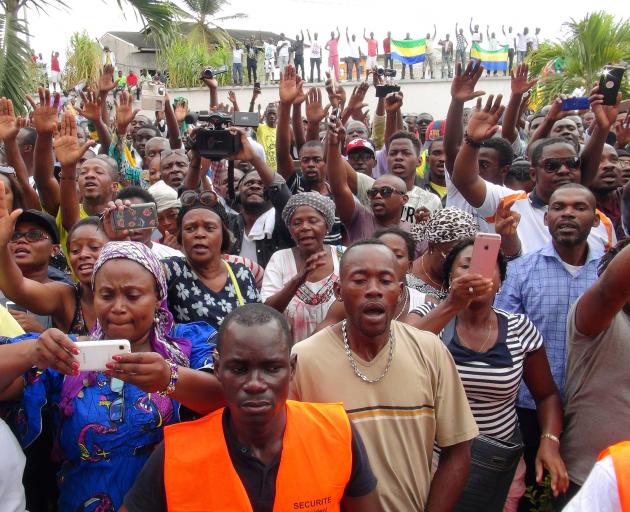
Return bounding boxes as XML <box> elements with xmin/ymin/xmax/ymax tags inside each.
<box><xmin>123</xmin><ymin>409</ymin><xmax>376</xmax><ymax>512</ymax></box>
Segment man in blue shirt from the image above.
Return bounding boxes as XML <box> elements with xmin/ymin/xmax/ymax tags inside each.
<box><xmin>495</xmin><ymin>183</ymin><xmax>603</xmax><ymax>503</ymax></box>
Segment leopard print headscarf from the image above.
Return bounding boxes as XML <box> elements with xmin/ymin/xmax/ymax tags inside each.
<box><xmin>410</xmin><ymin>206</ymin><xmax>478</xmax><ymax>243</ymax></box>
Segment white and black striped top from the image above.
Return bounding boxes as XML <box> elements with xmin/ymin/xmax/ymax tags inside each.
<box><xmin>412</xmin><ymin>305</ymin><xmax>543</xmax><ymax>441</ymax></box>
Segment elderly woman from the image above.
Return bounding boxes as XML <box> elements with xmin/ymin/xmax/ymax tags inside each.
<box><xmin>162</xmin><ymin>190</ymin><xmax>260</xmax><ymax>327</ymax></box>
<box><xmin>406</xmin><ymin>239</ymin><xmax>568</xmax><ymax>510</ymax></box>
<box><xmin>262</xmin><ymin>192</ymin><xmax>343</xmax><ymax>343</ymax></box>
<box><xmin>0</xmin><ymin>241</ymin><xmax>215</xmax><ymax>511</ymax></box>
<box><xmin>0</xmin><ymin>185</ymin><xmax>108</xmax><ymax>334</ymax></box>
<box><xmin>409</xmin><ymin>206</ymin><xmax>478</xmax><ymax>301</ymax></box>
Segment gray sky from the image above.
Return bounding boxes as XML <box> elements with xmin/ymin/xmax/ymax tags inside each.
<box><xmin>27</xmin><ymin>0</ymin><xmax>628</xmax><ymax>66</ymax></box>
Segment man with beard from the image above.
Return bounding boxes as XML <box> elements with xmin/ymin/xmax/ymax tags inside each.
<box><xmin>226</xmin><ymin>129</ymin><xmax>294</xmax><ymax>267</ymax></box>
<box><xmin>496</xmin><ymin>183</ymin><xmax>603</xmax><ymax>503</ymax></box>
<box><xmin>424</xmin><ymin>139</ymin><xmax>447</xmax><ymax>205</ymax></box>
<box><xmin>589</xmin><ymin>144</ymin><xmax>626</xmax><ymax>240</ymax></box>
<box><xmin>290</xmin><ymin>240</ymin><xmax>478</xmax><ymax>510</ymax></box>
<box><xmin>277</xmin><ymin>66</ymin><xmax>343</xmax><ymax>244</ymax></box>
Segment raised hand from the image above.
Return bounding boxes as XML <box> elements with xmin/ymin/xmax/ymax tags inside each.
<box><xmin>53</xmin><ymin>112</ymin><xmax>95</xmax><ymax>168</ymax></box>
<box><xmin>384</xmin><ymin>91</ymin><xmax>404</xmax><ymax>114</ymax></box>
<box><xmin>279</xmin><ymin>65</ymin><xmax>302</xmax><ymax>105</ymax></box>
<box><xmin>346</xmin><ymin>82</ymin><xmax>370</xmax><ymax>116</ymax></box>
<box><xmin>29</xmin><ymin>328</ymin><xmax>80</xmax><ymax>375</ymax></box>
<box><xmin>26</xmin><ymin>87</ymin><xmax>60</xmax><ymax>134</ymax></box>
<box><xmin>0</xmin><ymin>181</ymin><xmax>22</xmax><ymax>247</ymax></box>
<box><xmin>305</xmin><ymin>87</ymin><xmax>330</xmax><ymax>124</ymax></box>
<box><xmin>589</xmin><ymin>83</ymin><xmax>620</xmax><ymax>132</ymax></box>
<box><xmin>77</xmin><ymin>88</ymin><xmax>102</xmax><ymax>122</ymax></box>
<box><xmin>298</xmin><ymin>250</ymin><xmax>328</xmax><ymax>283</ymax></box>
<box><xmin>202</xmin><ymin>76</ymin><xmax>218</xmax><ymax>90</ymax></box>
<box><xmin>115</xmin><ymin>91</ymin><xmax>140</xmax><ymax>134</ymax></box>
<box><xmin>451</xmin><ymin>62</ymin><xmax>485</xmax><ymax>103</ymax></box>
<box><xmin>104</xmin><ymin>351</ymin><xmax>172</xmax><ymax>393</ymax></box>
<box><xmin>324</xmin><ymin>71</ymin><xmax>346</xmax><ymax>108</ymax></box>
<box><xmin>445</xmin><ymin>272</ymin><xmax>494</xmax><ymax>310</ymax></box>
<box><xmin>174</xmin><ymin>100</ymin><xmax>188</xmax><ymax>123</ymax></box>
<box><xmin>227</xmin><ymin>90</ymin><xmax>237</xmax><ymax>105</ymax></box>
<box><xmin>326</xmin><ymin>116</ymin><xmax>345</xmax><ymax>146</ymax></box>
<box><xmin>614</xmin><ymin>112</ymin><xmax>630</xmax><ymax>147</ymax></box>
<box><xmin>495</xmin><ymin>199</ymin><xmax>521</xmax><ymax>237</ymax></box>
<box><xmin>466</xmin><ymin>94</ymin><xmax>505</xmax><ymax>143</ymax></box>
<box><xmin>98</xmin><ymin>64</ymin><xmax>116</xmax><ymax>94</ymax></box>
<box><xmin>0</xmin><ymin>97</ymin><xmax>21</xmax><ymax>140</ymax></box>
<box><xmin>510</xmin><ymin>64</ymin><xmax>537</xmax><ymax>95</ymax></box>
<box><xmin>294</xmin><ymin>75</ymin><xmax>307</xmax><ymax>105</ymax></box>
<box><xmin>226</xmin><ymin>127</ymin><xmax>258</xmax><ymax>162</ymax></box>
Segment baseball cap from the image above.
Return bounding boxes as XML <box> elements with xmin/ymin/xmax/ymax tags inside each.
<box><xmin>425</xmin><ymin>120</ymin><xmax>446</xmax><ymax>142</ymax></box>
<box><xmin>16</xmin><ymin>209</ymin><xmax>59</xmax><ymax>244</ymax></box>
<box><xmin>346</xmin><ymin>138</ymin><xmax>375</xmax><ymax>156</ymax></box>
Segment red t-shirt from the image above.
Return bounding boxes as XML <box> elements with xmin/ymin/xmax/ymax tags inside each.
<box><xmin>383</xmin><ymin>37</ymin><xmax>391</xmax><ymax>53</ymax></box>
<box><xmin>51</xmin><ymin>56</ymin><xmax>60</xmax><ymax>72</ymax></box>
<box><xmin>327</xmin><ymin>38</ymin><xmax>339</xmax><ymax>57</ymax></box>
<box><xmin>367</xmin><ymin>39</ymin><xmax>378</xmax><ymax>57</ymax></box>
<box><xmin>127</xmin><ymin>74</ymin><xmax>138</xmax><ymax>87</ymax></box>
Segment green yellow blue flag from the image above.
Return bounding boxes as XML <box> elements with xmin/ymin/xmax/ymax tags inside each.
<box><xmin>470</xmin><ymin>43</ymin><xmax>509</xmax><ymax>72</ymax></box>
<box><xmin>391</xmin><ymin>39</ymin><xmax>426</xmax><ymax>65</ymax></box>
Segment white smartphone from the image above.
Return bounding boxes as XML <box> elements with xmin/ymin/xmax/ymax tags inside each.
<box><xmin>73</xmin><ymin>340</ymin><xmax>131</xmax><ymax>372</ymax></box>
<box><xmin>469</xmin><ymin>233</ymin><xmax>502</xmax><ymax>280</ymax></box>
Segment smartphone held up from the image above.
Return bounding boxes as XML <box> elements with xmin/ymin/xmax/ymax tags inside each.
<box><xmin>469</xmin><ymin>233</ymin><xmax>502</xmax><ymax>280</ymax></box>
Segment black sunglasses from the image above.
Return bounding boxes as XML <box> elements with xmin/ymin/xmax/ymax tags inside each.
<box><xmin>10</xmin><ymin>229</ymin><xmax>49</xmax><ymax>243</ymax></box>
<box><xmin>541</xmin><ymin>157</ymin><xmax>580</xmax><ymax>173</ymax></box>
<box><xmin>367</xmin><ymin>186</ymin><xmax>403</xmax><ymax>199</ymax></box>
<box><xmin>180</xmin><ymin>190</ymin><xmax>219</xmax><ymax>208</ymax></box>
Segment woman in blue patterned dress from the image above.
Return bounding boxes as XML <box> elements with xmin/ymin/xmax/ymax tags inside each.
<box><xmin>0</xmin><ymin>241</ymin><xmax>216</xmax><ymax>511</ymax></box>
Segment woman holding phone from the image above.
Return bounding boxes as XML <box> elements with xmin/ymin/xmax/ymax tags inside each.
<box><xmin>405</xmin><ymin>238</ymin><xmax>568</xmax><ymax>510</ymax></box>
<box><xmin>0</xmin><ymin>241</ymin><xmax>216</xmax><ymax>511</ymax></box>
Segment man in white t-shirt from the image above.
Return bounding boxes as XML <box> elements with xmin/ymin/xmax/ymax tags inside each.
<box><xmin>231</xmin><ymin>43</ymin><xmax>243</xmax><ymax>85</ymax></box>
<box><xmin>345</xmin><ymin>28</ymin><xmax>361</xmax><ymax>81</ymax></box>
<box><xmin>451</xmin><ymin>102</ymin><xmax>615</xmax><ymax>254</ymax></box>
<box><xmin>516</xmin><ymin>27</ymin><xmax>531</xmax><ymax>64</ymax></box>
<box><xmin>263</xmin><ymin>39</ymin><xmax>276</xmax><ymax>84</ymax></box>
<box><xmin>276</xmin><ymin>34</ymin><xmax>291</xmax><ymax>71</ymax></box>
<box><xmin>423</xmin><ymin>25</ymin><xmax>437</xmax><ymax>79</ymax></box>
<box><xmin>502</xmin><ymin>25</ymin><xmax>516</xmax><ymax>74</ymax></box>
<box><xmin>307</xmin><ymin>29</ymin><xmax>322</xmax><ymax>82</ymax></box>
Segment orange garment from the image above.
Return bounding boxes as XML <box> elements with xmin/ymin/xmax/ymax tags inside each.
<box><xmin>164</xmin><ymin>400</ymin><xmax>352</xmax><ymax>511</ymax></box>
<box><xmin>598</xmin><ymin>441</ymin><xmax>630</xmax><ymax>511</ymax></box>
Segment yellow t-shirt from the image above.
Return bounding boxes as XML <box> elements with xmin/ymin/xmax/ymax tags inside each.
<box><xmin>0</xmin><ymin>305</ymin><xmax>25</xmax><ymax>337</ymax></box>
<box><xmin>56</xmin><ymin>204</ymin><xmax>89</xmax><ymax>253</ymax></box>
<box><xmin>428</xmin><ymin>181</ymin><xmax>448</xmax><ymax>199</ymax></box>
<box><xmin>255</xmin><ymin>124</ymin><xmax>277</xmax><ymax>171</ymax></box>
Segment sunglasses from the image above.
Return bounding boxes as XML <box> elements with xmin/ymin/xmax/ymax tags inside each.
<box><xmin>10</xmin><ymin>229</ymin><xmax>49</xmax><ymax>243</ymax></box>
<box><xmin>180</xmin><ymin>190</ymin><xmax>219</xmax><ymax>208</ymax></box>
<box><xmin>367</xmin><ymin>186</ymin><xmax>404</xmax><ymax>199</ymax></box>
<box><xmin>160</xmin><ymin>148</ymin><xmax>187</xmax><ymax>159</ymax></box>
<box><xmin>541</xmin><ymin>157</ymin><xmax>580</xmax><ymax>173</ymax></box>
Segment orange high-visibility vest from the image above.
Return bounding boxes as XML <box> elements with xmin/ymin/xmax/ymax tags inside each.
<box><xmin>163</xmin><ymin>400</ymin><xmax>352</xmax><ymax>512</ymax></box>
<box><xmin>598</xmin><ymin>441</ymin><xmax>630</xmax><ymax>511</ymax></box>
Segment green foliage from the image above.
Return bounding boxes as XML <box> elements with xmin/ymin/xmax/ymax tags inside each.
<box><xmin>527</xmin><ymin>11</ymin><xmax>630</xmax><ymax>110</ymax></box>
<box><xmin>524</xmin><ymin>475</ymin><xmax>553</xmax><ymax>512</ymax></box>
<box><xmin>63</xmin><ymin>32</ymin><xmax>102</xmax><ymax>91</ymax></box>
<box><xmin>158</xmin><ymin>35</ymin><xmax>231</xmax><ymax>88</ymax></box>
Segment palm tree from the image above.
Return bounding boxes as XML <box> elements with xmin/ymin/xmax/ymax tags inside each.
<box><xmin>527</xmin><ymin>11</ymin><xmax>630</xmax><ymax>109</ymax></box>
<box><xmin>0</xmin><ymin>0</ymin><xmax>182</xmax><ymax>114</ymax></box>
<box><xmin>179</xmin><ymin>0</ymin><xmax>246</xmax><ymax>47</ymax></box>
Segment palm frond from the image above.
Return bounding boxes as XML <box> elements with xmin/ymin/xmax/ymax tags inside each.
<box><xmin>180</xmin><ymin>0</ymin><xmax>230</xmax><ymax>18</ymax></box>
<box><xmin>213</xmin><ymin>12</ymin><xmax>246</xmax><ymax>22</ymax></box>
<box><xmin>116</xmin><ymin>0</ymin><xmax>184</xmax><ymax>49</ymax></box>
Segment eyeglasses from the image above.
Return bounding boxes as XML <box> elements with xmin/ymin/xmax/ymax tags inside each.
<box><xmin>366</xmin><ymin>186</ymin><xmax>404</xmax><ymax>199</ymax></box>
<box><xmin>10</xmin><ymin>230</ymin><xmax>49</xmax><ymax>243</ymax></box>
<box><xmin>540</xmin><ymin>157</ymin><xmax>580</xmax><ymax>173</ymax></box>
<box><xmin>180</xmin><ymin>190</ymin><xmax>219</xmax><ymax>208</ymax></box>
<box><xmin>160</xmin><ymin>148</ymin><xmax>187</xmax><ymax>159</ymax></box>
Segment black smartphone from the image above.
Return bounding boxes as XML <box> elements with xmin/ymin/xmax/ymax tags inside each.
<box><xmin>375</xmin><ymin>84</ymin><xmax>401</xmax><ymax>98</ymax></box>
<box><xmin>254</xmin><ymin>82</ymin><xmax>261</xmax><ymax>89</ymax></box>
<box><xmin>599</xmin><ymin>66</ymin><xmax>625</xmax><ymax>106</ymax></box>
<box><xmin>111</xmin><ymin>203</ymin><xmax>158</xmax><ymax>231</ymax></box>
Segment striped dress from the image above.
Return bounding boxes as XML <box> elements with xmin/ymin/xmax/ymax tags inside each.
<box><xmin>412</xmin><ymin>305</ymin><xmax>543</xmax><ymax>440</ymax></box>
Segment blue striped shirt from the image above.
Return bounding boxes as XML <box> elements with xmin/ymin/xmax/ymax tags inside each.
<box><xmin>494</xmin><ymin>241</ymin><xmax>602</xmax><ymax>409</ymax></box>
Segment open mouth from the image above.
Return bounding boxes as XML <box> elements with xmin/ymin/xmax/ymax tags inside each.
<box><xmin>76</xmin><ymin>263</ymin><xmax>94</xmax><ymax>276</ymax></box>
<box><xmin>557</xmin><ymin>222</ymin><xmax>578</xmax><ymax>233</ymax></box>
<box><xmin>362</xmin><ymin>302</ymin><xmax>386</xmax><ymax>320</ymax></box>
<box><xmin>13</xmin><ymin>247</ymin><xmax>30</xmax><ymax>255</ymax></box>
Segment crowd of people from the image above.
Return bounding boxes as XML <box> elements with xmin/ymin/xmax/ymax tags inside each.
<box><xmin>0</xmin><ymin>44</ymin><xmax>629</xmax><ymax>512</ymax></box>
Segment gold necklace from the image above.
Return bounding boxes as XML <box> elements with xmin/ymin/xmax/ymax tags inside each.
<box><xmin>420</xmin><ymin>255</ymin><xmax>443</xmax><ymax>290</ymax></box>
<box><xmin>457</xmin><ymin>315</ymin><xmax>494</xmax><ymax>353</ymax></box>
<box><xmin>394</xmin><ymin>287</ymin><xmax>409</xmax><ymax>321</ymax></box>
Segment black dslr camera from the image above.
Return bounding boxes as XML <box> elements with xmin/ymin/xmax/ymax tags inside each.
<box><xmin>185</xmin><ymin>111</ymin><xmax>259</xmax><ymax>160</ymax></box>
<box><xmin>375</xmin><ymin>67</ymin><xmax>400</xmax><ymax>98</ymax></box>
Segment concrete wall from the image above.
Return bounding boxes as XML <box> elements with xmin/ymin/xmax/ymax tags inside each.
<box><xmin>145</xmin><ymin>77</ymin><xmax>512</xmax><ymax>120</ymax></box>
<box><xmin>98</xmin><ymin>35</ymin><xmax>158</xmax><ymax>75</ymax></box>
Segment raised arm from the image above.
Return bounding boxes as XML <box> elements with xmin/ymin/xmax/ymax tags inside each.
<box><xmin>363</xmin><ymin>28</ymin><xmax>369</xmax><ymax>43</ymax></box>
<box><xmin>383</xmin><ymin>92</ymin><xmax>404</xmax><ymax>150</ymax></box>
<box><xmin>77</xmin><ymin>88</ymin><xmax>111</xmax><ymax>154</ymax></box>
<box><xmin>575</xmin><ymin>243</ymin><xmax>630</xmax><ymax>336</ymax></box>
<box><xmin>0</xmin><ymin>99</ymin><xmax>39</xmax><ymax>209</ymax></box>
<box><xmin>97</xmin><ymin>64</ymin><xmax>116</xmax><ymax>125</ymax></box>
<box><xmin>336</xmin><ymin>26</ymin><xmax>341</xmax><ymax>40</ymax></box>
<box><xmin>342</xmin><ymin>82</ymin><xmax>370</xmax><ymax>126</ymax></box>
<box><xmin>444</xmin><ymin>62</ymin><xmax>485</xmax><ymax>173</ymax></box>
<box><xmin>452</xmin><ymin>95</ymin><xmax>505</xmax><ymax>208</ymax></box>
<box><xmin>433</xmin><ymin>24</ymin><xmax>437</xmax><ymax>40</ymax></box>
<box><xmin>227</xmin><ymin>90</ymin><xmax>240</xmax><ymax>113</ymax></box>
<box><xmin>580</xmin><ymin>86</ymin><xmax>620</xmax><ymax>187</ymax></box>
<box><xmin>304</xmin><ymin>87</ymin><xmax>330</xmax><ymax>142</ymax></box>
<box><xmin>326</xmin><ymin>119</ymin><xmax>357</xmax><ymax>225</ymax></box>
<box><xmin>164</xmin><ymin>94</ymin><xmax>183</xmax><ymax>149</ymax></box>
<box><xmin>486</xmin><ymin>26</ymin><xmax>491</xmax><ymax>42</ymax></box>
<box><xmin>29</xmin><ymin>87</ymin><xmax>60</xmax><ymax>215</ymax></box>
<box><xmin>502</xmin><ymin>64</ymin><xmax>537</xmax><ymax>143</ymax></box>
<box><xmin>528</xmin><ymin>97</ymin><xmax>563</xmax><ymax>146</ymax></box>
<box><xmin>55</xmin><ymin>112</ymin><xmax>96</xmax><ymax>231</ymax></box>
<box><xmin>307</xmin><ymin>29</ymin><xmax>312</xmax><ymax>43</ymax></box>
<box><xmin>291</xmin><ymin>79</ymin><xmax>307</xmax><ymax>151</ymax></box>
<box><xmin>276</xmin><ymin>65</ymin><xmax>300</xmax><ymax>180</ymax></box>
<box><xmin>469</xmin><ymin>18</ymin><xmax>474</xmax><ymax>35</ymax></box>
<box><xmin>345</xmin><ymin>27</ymin><xmax>350</xmax><ymax>44</ymax></box>
<box><xmin>201</xmin><ymin>75</ymin><xmax>219</xmax><ymax>111</ymax></box>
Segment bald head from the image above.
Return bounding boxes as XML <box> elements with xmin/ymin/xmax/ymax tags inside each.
<box><xmin>374</xmin><ymin>174</ymin><xmax>407</xmax><ymax>193</ymax></box>
<box><xmin>340</xmin><ymin>240</ymin><xmax>398</xmax><ymax>278</ymax></box>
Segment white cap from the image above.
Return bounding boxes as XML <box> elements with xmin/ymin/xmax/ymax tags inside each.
<box><xmin>148</xmin><ymin>180</ymin><xmax>181</xmax><ymax>213</ymax></box>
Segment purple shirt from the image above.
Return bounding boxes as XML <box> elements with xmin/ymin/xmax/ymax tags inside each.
<box><xmin>346</xmin><ymin>197</ymin><xmax>411</xmax><ymax>243</ymax></box>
